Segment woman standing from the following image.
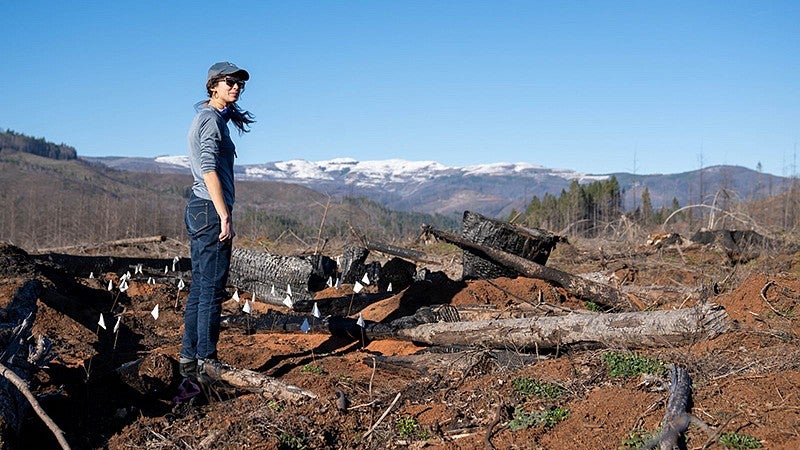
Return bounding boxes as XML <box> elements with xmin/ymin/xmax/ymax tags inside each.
<box><xmin>180</xmin><ymin>62</ymin><xmax>254</xmax><ymax>382</ymax></box>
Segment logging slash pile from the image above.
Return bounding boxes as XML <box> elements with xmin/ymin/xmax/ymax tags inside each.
<box><xmin>1</xmin><ymin>211</ymin><xmax>800</xmax><ymax>449</ymax></box>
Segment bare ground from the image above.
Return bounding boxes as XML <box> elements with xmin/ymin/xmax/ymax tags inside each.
<box><xmin>4</xmin><ymin>236</ymin><xmax>800</xmax><ymax>449</ymax></box>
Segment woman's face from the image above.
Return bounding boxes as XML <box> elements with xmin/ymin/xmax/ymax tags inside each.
<box><xmin>210</xmin><ymin>76</ymin><xmax>244</xmax><ymax>107</ymax></box>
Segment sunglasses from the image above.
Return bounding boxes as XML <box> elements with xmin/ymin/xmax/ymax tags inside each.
<box><xmin>221</xmin><ymin>77</ymin><xmax>246</xmax><ymax>89</ymax></box>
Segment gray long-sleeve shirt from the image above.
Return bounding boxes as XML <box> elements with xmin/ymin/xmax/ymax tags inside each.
<box><xmin>187</xmin><ymin>105</ymin><xmax>236</xmax><ymax>207</ymax></box>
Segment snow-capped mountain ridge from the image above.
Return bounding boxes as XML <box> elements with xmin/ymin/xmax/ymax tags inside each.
<box><xmin>155</xmin><ymin>155</ymin><xmax>603</xmax><ymax>185</ymax></box>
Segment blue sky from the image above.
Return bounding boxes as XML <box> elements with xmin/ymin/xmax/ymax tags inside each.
<box><xmin>2</xmin><ymin>1</ymin><xmax>797</xmax><ymax>176</ymax></box>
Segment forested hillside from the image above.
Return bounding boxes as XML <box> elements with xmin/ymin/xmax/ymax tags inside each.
<box><xmin>0</xmin><ymin>150</ymin><xmax>457</xmax><ymax>251</ymax></box>
<box><xmin>0</xmin><ymin>129</ymin><xmax>77</xmax><ymax>160</ymax></box>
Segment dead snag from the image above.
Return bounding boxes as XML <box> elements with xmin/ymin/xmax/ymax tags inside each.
<box><xmin>227</xmin><ymin>248</ymin><xmax>336</xmax><ymax>304</ymax></box>
<box><xmin>422</xmin><ymin>225</ymin><xmax>637</xmax><ymax>311</ymax></box>
<box><xmin>397</xmin><ymin>302</ymin><xmax>728</xmax><ymax>350</ymax></box>
<box><xmin>658</xmin><ymin>364</ymin><xmax>692</xmax><ymax>450</ymax></box>
<box><xmin>460</xmin><ymin>211</ymin><xmax>566</xmax><ymax>280</ymax></box>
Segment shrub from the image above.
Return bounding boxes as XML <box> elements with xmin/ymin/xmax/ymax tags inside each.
<box><xmin>508</xmin><ymin>407</ymin><xmax>570</xmax><ymax>431</ymax></box>
<box><xmin>300</xmin><ymin>363</ymin><xmax>324</xmax><ymax>375</ymax></box>
<box><xmin>719</xmin><ymin>432</ymin><xmax>762</xmax><ymax>449</ymax></box>
<box><xmin>511</xmin><ymin>376</ymin><xmax>566</xmax><ymax>399</ymax></box>
<box><xmin>602</xmin><ymin>352</ymin><xmax>666</xmax><ymax>378</ymax></box>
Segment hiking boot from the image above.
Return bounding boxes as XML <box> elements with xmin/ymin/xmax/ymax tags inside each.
<box><xmin>198</xmin><ymin>358</ymin><xmax>227</xmax><ymax>383</ymax></box>
<box><xmin>179</xmin><ymin>358</ymin><xmax>198</xmax><ymax>379</ymax></box>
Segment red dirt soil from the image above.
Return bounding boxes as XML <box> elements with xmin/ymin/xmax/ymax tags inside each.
<box><xmin>2</xmin><ymin>238</ymin><xmax>800</xmax><ymax>449</ymax></box>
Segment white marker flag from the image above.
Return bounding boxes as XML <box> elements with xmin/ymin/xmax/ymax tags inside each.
<box><xmin>98</xmin><ymin>313</ymin><xmax>107</xmax><ymax>330</ymax></box>
<box><xmin>113</xmin><ymin>316</ymin><xmax>121</xmax><ymax>333</ymax></box>
<box><xmin>286</xmin><ymin>284</ymin><xmax>293</xmax><ymax>297</ymax></box>
<box><xmin>151</xmin><ymin>304</ymin><xmax>159</xmax><ymax>320</ymax></box>
<box><xmin>252</xmin><ymin>292</ymin><xmax>257</xmax><ymax>303</ymax></box>
<box><xmin>165</xmin><ymin>266</ymin><xmax>169</xmax><ymax>274</ymax></box>
<box><xmin>312</xmin><ymin>302</ymin><xmax>321</xmax><ymax>318</ymax></box>
<box><xmin>353</xmin><ymin>281</ymin><xmax>364</xmax><ymax>294</ymax></box>
<box><xmin>283</xmin><ymin>295</ymin><xmax>294</xmax><ymax>308</ymax></box>
<box><xmin>125</xmin><ymin>271</ymin><xmax>131</xmax><ymax>281</ymax></box>
<box><xmin>89</xmin><ymin>272</ymin><xmax>94</xmax><ymax>279</ymax></box>
<box><xmin>172</xmin><ymin>256</ymin><xmax>179</xmax><ymax>272</ymax></box>
<box><xmin>243</xmin><ymin>300</ymin><xmax>251</xmax><ymax>314</ymax></box>
<box><xmin>300</xmin><ymin>318</ymin><xmax>310</xmax><ymax>334</ymax></box>
<box><xmin>177</xmin><ymin>279</ymin><xmax>185</xmax><ymax>291</ymax></box>
<box><xmin>270</xmin><ymin>284</ymin><xmax>276</xmax><ymax>296</ymax></box>
<box><xmin>119</xmin><ymin>280</ymin><xmax>129</xmax><ymax>292</ymax></box>
<box><xmin>135</xmin><ymin>264</ymin><xmax>143</xmax><ymax>274</ymax></box>
<box><xmin>232</xmin><ymin>290</ymin><xmax>240</xmax><ymax>302</ymax></box>
<box><xmin>387</xmin><ymin>282</ymin><xmax>393</xmax><ymax>292</ymax></box>
<box><xmin>356</xmin><ymin>313</ymin><xmax>365</xmax><ymax>328</ymax></box>
<box><xmin>335</xmin><ymin>277</ymin><xmax>341</xmax><ymax>289</ymax></box>
<box><xmin>326</xmin><ymin>276</ymin><xmax>333</xmax><ymax>288</ymax></box>
<box><xmin>361</xmin><ymin>273</ymin><xmax>370</xmax><ymax>285</ymax></box>
<box><xmin>107</xmin><ymin>280</ymin><xmax>114</xmax><ymax>291</ymax></box>
<box><xmin>148</xmin><ymin>277</ymin><xmax>154</xmax><ymax>285</ymax></box>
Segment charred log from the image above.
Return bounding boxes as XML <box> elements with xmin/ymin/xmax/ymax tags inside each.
<box><xmin>423</xmin><ymin>225</ymin><xmax>637</xmax><ymax>311</ymax></box>
<box><xmin>33</xmin><ymin>253</ymin><xmax>191</xmax><ymax>278</ymax></box>
<box><xmin>227</xmin><ymin>248</ymin><xmax>336</xmax><ymax>304</ymax></box>
<box><xmin>378</xmin><ymin>258</ymin><xmax>416</xmax><ymax>293</ymax></box>
<box><xmin>460</xmin><ymin>211</ymin><xmax>566</xmax><ymax>280</ymax></box>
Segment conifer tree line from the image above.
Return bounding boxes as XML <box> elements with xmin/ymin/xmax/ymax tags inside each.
<box><xmin>1</xmin><ymin>129</ymin><xmax>77</xmax><ymax>160</ymax></box>
<box><xmin>513</xmin><ymin>177</ymin><xmax>683</xmax><ymax>237</ymax></box>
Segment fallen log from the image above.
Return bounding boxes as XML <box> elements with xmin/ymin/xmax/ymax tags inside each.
<box><xmin>35</xmin><ymin>235</ymin><xmax>167</xmax><ymax>253</ymax></box>
<box><xmin>33</xmin><ymin>253</ymin><xmax>191</xmax><ymax>278</ymax></box>
<box><xmin>460</xmin><ymin>211</ymin><xmax>566</xmax><ymax>280</ymax></box>
<box><xmin>227</xmin><ymin>248</ymin><xmax>336</xmax><ymax>304</ymax></box>
<box><xmin>397</xmin><ymin>302</ymin><xmax>728</xmax><ymax>350</ymax></box>
<box><xmin>366</xmin><ymin>240</ymin><xmax>437</xmax><ymax>265</ymax></box>
<box><xmin>215</xmin><ymin>365</ymin><xmax>317</xmax><ymax>402</ymax></box>
<box><xmin>422</xmin><ymin>225</ymin><xmax>637</xmax><ymax>311</ymax></box>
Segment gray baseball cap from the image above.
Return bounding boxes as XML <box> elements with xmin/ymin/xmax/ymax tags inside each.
<box><xmin>207</xmin><ymin>61</ymin><xmax>250</xmax><ymax>82</ymax></box>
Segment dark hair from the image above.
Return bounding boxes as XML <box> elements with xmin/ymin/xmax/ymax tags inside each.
<box><xmin>204</xmin><ymin>75</ymin><xmax>256</xmax><ymax>134</ymax></box>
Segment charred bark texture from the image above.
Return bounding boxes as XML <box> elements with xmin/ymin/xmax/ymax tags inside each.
<box><xmin>0</xmin><ymin>280</ymin><xmax>45</xmax><ymax>447</ymax></box>
<box><xmin>227</xmin><ymin>248</ymin><xmax>336</xmax><ymax>305</ymax></box>
<box><xmin>397</xmin><ymin>302</ymin><xmax>728</xmax><ymax>350</ymax></box>
<box><xmin>378</xmin><ymin>257</ymin><xmax>417</xmax><ymax>293</ymax></box>
<box><xmin>423</xmin><ymin>225</ymin><xmax>636</xmax><ymax>311</ymax></box>
<box><xmin>340</xmin><ymin>246</ymin><xmax>369</xmax><ymax>284</ymax></box>
<box><xmin>659</xmin><ymin>364</ymin><xmax>692</xmax><ymax>450</ymax></box>
<box><xmin>461</xmin><ymin>211</ymin><xmax>566</xmax><ymax>280</ymax></box>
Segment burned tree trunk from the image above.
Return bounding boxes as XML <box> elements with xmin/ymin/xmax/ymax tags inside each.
<box><xmin>228</xmin><ymin>248</ymin><xmax>336</xmax><ymax>305</ymax></box>
<box><xmin>340</xmin><ymin>246</ymin><xmax>369</xmax><ymax>284</ymax></box>
<box><xmin>397</xmin><ymin>302</ymin><xmax>728</xmax><ymax>350</ymax></box>
<box><xmin>423</xmin><ymin>225</ymin><xmax>637</xmax><ymax>311</ymax></box>
<box><xmin>461</xmin><ymin>211</ymin><xmax>565</xmax><ymax>280</ymax></box>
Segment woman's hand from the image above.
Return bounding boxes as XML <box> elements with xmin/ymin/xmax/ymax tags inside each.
<box><xmin>219</xmin><ymin>215</ymin><xmax>235</xmax><ymax>241</ymax></box>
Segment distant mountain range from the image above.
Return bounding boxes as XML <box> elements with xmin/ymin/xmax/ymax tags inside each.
<box><xmin>84</xmin><ymin>155</ymin><xmax>791</xmax><ymax>218</ymax></box>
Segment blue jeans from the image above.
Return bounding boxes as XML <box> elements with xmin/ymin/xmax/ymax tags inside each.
<box><xmin>180</xmin><ymin>194</ymin><xmax>232</xmax><ymax>361</ymax></box>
